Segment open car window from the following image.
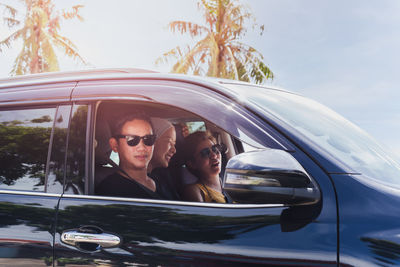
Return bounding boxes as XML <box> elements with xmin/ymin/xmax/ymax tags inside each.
<box><xmin>93</xmin><ymin>100</ymin><xmax>263</xmax><ymax>201</ymax></box>
<box><xmin>91</xmin><ymin>99</ymin><xmax>318</xmax><ymax>207</ymax></box>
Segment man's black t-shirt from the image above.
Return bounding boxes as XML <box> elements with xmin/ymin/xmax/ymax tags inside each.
<box><xmin>95</xmin><ymin>172</ymin><xmax>161</xmax><ymax>199</ymax></box>
<box><xmin>150</xmin><ymin>167</ymin><xmax>181</xmax><ymax>201</ymax></box>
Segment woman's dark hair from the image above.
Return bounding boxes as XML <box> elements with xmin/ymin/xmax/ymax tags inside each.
<box><xmin>110</xmin><ymin>111</ymin><xmax>153</xmax><ymax>136</ymax></box>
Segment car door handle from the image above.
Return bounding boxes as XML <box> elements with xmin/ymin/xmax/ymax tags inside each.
<box><xmin>61</xmin><ymin>226</ymin><xmax>121</xmax><ymax>250</ymax></box>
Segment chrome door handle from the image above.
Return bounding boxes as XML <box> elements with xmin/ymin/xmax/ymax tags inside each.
<box><xmin>61</xmin><ymin>229</ymin><xmax>121</xmax><ymax>249</ymax></box>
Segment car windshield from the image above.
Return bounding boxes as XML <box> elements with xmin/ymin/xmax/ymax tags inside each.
<box><xmin>223</xmin><ymin>83</ymin><xmax>400</xmax><ymax>188</ymax></box>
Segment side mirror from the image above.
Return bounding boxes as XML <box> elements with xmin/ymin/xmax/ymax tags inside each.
<box><xmin>223</xmin><ymin>149</ymin><xmax>320</xmax><ymax>205</ymax></box>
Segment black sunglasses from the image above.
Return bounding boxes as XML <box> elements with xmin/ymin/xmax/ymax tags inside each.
<box><xmin>114</xmin><ymin>134</ymin><xmax>157</xmax><ymax>147</ymax></box>
<box><xmin>198</xmin><ymin>144</ymin><xmax>223</xmax><ymax>159</ymax></box>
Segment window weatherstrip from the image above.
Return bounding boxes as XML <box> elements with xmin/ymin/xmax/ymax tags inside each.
<box><xmin>44</xmin><ymin>106</ymin><xmax>58</xmax><ymax>193</ymax></box>
<box><xmin>0</xmin><ymin>190</ymin><xmax>62</xmax><ymax>198</ymax></box>
<box><xmin>62</xmin><ymin>194</ymin><xmax>285</xmax><ymax>209</ymax></box>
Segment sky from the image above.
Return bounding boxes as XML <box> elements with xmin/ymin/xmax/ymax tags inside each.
<box><xmin>1</xmin><ymin>0</ymin><xmax>399</xmax><ymax>161</ymax></box>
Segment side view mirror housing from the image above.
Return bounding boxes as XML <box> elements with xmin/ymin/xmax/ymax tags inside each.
<box><xmin>223</xmin><ymin>149</ymin><xmax>320</xmax><ymax>205</ymax></box>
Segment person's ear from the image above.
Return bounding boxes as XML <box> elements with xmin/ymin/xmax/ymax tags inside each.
<box><xmin>109</xmin><ymin>137</ymin><xmax>119</xmax><ymax>153</ymax></box>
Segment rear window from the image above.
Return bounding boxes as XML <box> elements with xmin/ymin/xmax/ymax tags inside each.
<box><xmin>0</xmin><ymin>107</ymin><xmax>56</xmax><ymax>191</ymax></box>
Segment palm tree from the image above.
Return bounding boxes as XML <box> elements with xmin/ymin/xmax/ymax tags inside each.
<box><xmin>157</xmin><ymin>0</ymin><xmax>273</xmax><ymax>84</ymax></box>
<box><xmin>0</xmin><ymin>0</ymin><xmax>86</xmax><ymax>75</ymax></box>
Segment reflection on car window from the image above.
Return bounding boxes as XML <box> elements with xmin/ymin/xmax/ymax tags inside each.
<box><xmin>47</xmin><ymin>105</ymin><xmax>71</xmax><ymax>193</ymax></box>
<box><xmin>225</xmin><ymin>83</ymin><xmax>400</xmax><ymax>188</ymax></box>
<box><xmin>186</xmin><ymin>121</ymin><xmax>206</xmax><ymax>133</ymax></box>
<box><xmin>46</xmin><ymin>105</ymin><xmax>88</xmax><ymax>195</ymax></box>
<box><xmin>66</xmin><ymin>105</ymin><xmax>88</xmax><ymax>194</ymax></box>
<box><xmin>0</xmin><ymin>107</ymin><xmax>56</xmax><ymax>191</ymax></box>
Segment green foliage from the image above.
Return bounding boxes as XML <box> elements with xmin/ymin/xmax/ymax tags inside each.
<box><xmin>31</xmin><ymin>115</ymin><xmax>52</xmax><ymax>123</ymax></box>
<box><xmin>65</xmin><ymin>105</ymin><xmax>88</xmax><ymax>192</ymax></box>
<box><xmin>0</xmin><ymin>124</ymin><xmax>52</xmax><ymax>185</ymax></box>
<box><xmin>0</xmin><ymin>105</ymin><xmax>88</xmax><ymax>192</ymax></box>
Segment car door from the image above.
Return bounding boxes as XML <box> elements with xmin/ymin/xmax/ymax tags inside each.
<box><xmin>0</xmin><ymin>82</ymin><xmax>74</xmax><ymax>266</ymax></box>
<box><xmin>54</xmin><ymin>78</ymin><xmax>339</xmax><ymax>266</ymax></box>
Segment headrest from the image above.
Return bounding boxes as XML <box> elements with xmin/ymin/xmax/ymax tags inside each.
<box><xmin>95</xmin><ymin>118</ymin><xmax>113</xmax><ymax>166</ymax></box>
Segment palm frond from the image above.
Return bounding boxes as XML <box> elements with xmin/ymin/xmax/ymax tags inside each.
<box><xmin>52</xmin><ymin>33</ymin><xmax>86</xmax><ymax>64</ymax></box>
<box><xmin>169</xmin><ymin>21</ymin><xmax>208</xmax><ymax>38</ymax></box>
<box><xmin>161</xmin><ymin>0</ymin><xmax>274</xmax><ymax>82</ymax></box>
<box><xmin>0</xmin><ymin>3</ymin><xmax>18</xmax><ymax>18</ymax></box>
<box><xmin>2</xmin><ymin>1</ymin><xmax>85</xmax><ymax>74</ymax></box>
<box><xmin>62</xmin><ymin>5</ymin><xmax>84</xmax><ymax>21</ymax></box>
<box><xmin>173</xmin><ymin>39</ymin><xmax>209</xmax><ymax>73</ymax></box>
<box><xmin>244</xmin><ymin>50</ymin><xmax>273</xmax><ymax>83</ymax></box>
<box><xmin>3</xmin><ymin>17</ymin><xmax>20</xmax><ymax>27</ymax></box>
<box><xmin>155</xmin><ymin>45</ymin><xmax>188</xmax><ymax>66</ymax></box>
<box><xmin>0</xmin><ymin>28</ymin><xmax>24</xmax><ymax>52</ymax></box>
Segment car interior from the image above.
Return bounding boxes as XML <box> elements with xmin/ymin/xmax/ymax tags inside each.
<box><xmin>94</xmin><ymin>101</ymin><xmax>239</xmax><ymax>199</ymax></box>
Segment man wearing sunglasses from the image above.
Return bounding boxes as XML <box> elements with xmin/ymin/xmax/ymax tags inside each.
<box><xmin>96</xmin><ymin>113</ymin><xmax>160</xmax><ymax>199</ymax></box>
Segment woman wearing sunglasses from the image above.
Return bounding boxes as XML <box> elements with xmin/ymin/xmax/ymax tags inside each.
<box><xmin>95</xmin><ymin>113</ymin><xmax>160</xmax><ymax>199</ymax></box>
<box><xmin>182</xmin><ymin>131</ymin><xmax>228</xmax><ymax>203</ymax></box>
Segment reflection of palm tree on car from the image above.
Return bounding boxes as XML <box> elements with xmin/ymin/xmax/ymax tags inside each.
<box><xmin>0</xmin><ymin>0</ymin><xmax>86</xmax><ymax>75</ymax></box>
<box><xmin>0</xmin><ymin>124</ymin><xmax>52</xmax><ymax>185</ymax></box>
<box><xmin>157</xmin><ymin>0</ymin><xmax>273</xmax><ymax>84</ymax></box>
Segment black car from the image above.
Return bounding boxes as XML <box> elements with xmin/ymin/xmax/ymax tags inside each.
<box><xmin>0</xmin><ymin>68</ymin><xmax>399</xmax><ymax>266</ymax></box>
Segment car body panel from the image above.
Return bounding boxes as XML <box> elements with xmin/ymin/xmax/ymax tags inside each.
<box><xmin>0</xmin><ymin>82</ymin><xmax>75</xmax><ymax>106</ymax></box>
<box><xmin>0</xmin><ymin>191</ymin><xmax>59</xmax><ymax>266</ymax></box>
<box><xmin>58</xmin><ymin>77</ymin><xmax>340</xmax><ymax>265</ymax></box>
<box><xmin>330</xmin><ymin>174</ymin><xmax>400</xmax><ymax>266</ymax></box>
<box><xmin>0</xmin><ymin>69</ymin><xmax>399</xmax><ymax>266</ymax></box>
<box><xmin>55</xmin><ymin>195</ymin><xmax>337</xmax><ymax>266</ymax></box>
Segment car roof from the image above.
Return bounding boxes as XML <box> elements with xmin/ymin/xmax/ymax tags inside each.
<box><xmin>0</xmin><ymin>68</ymin><xmax>156</xmax><ymax>88</ymax></box>
<box><xmin>0</xmin><ymin>68</ymin><xmax>286</xmax><ymax>96</ymax></box>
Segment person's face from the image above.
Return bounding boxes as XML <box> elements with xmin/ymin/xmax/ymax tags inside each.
<box><xmin>110</xmin><ymin>119</ymin><xmax>154</xmax><ymax>171</ymax></box>
<box><xmin>152</xmin><ymin>126</ymin><xmax>176</xmax><ymax>168</ymax></box>
<box><xmin>190</xmin><ymin>139</ymin><xmax>221</xmax><ymax>178</ymax></box>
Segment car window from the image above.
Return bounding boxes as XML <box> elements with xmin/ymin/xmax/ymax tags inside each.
<box><xmin>46</xmin><ymin>104</ymin><xmax>88</xmax><ymax>194</ymax></box>
<box><xmin>65</xmin><ymin>105</ymin><xmax>88</xmax><ymax>194</ymax></box>
<box><xmin>47</xmin><ymin>105</ymin><xmax>71</xmax><ymax>193</ymax></box>
<box><xmin>0</xmin><ymin>107</ymin><xmax>56</xmax><ymax>191</ymax></box>
<box><xmin>93</xmin><ymin>100</ymin><xmax>282</xmax><ymax>204</ymax></box>
<box><xmin>224</xmin><ymin>83</ymin><xmax>400</xmax><ymax>188</ymax></box>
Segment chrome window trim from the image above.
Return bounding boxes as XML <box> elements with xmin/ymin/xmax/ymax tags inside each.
<box><xmin>71</xmin><ymin>96</ymin><xmax>154</xmax><ymax>102</ymax></box>
<box><xmin>84</xmin><ymin>103</ymin><xmax>93</xmax><ymax>195</ymax></box>
<box><xmin>0</xmin><ymin>190</ymin><xmax>62</xmax><ymax>198</ymax></box>
<box><xmin>61</xmin><ymin>194</ymin><xmax>285</xmax><ymax>209</ymax></box>
<box><xmin>0</xmin><ymin>72</ymin><xmax>226</xmax><ymax>91</ymax></box>
<box><xmin>0</xmin><ymin>99</ymin><xmax>71</xmax><ymax>107</ymax></box>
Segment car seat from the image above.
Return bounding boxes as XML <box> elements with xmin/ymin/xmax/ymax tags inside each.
<box><xmin>94</xmin><ymin>111</ymin><xmax>117</xmax><ymax>188</ymax></box>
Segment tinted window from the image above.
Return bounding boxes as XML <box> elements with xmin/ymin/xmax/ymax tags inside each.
<box><xmin>47</xmin><ymin>105</ymin><xmax>71</xmax><ymax>193</ymax></box>
<box><xmin>65</xmin><ymin>105</ymin><xmax>88</xmax><ymax>194</ymax></box>
<box><xmin>224</xmin><ymin>83</ymin><xmax>400</xmax><ymax>188</ymax></box>
<box><xmin>0</xmin><ymin>107</ymin><xmax>56</xmax><ymax>191</ymax></box>
<box><xmin>46</xmin><ymin>105</ymin><xmax>88</xmax><ymax>195</ymax></box>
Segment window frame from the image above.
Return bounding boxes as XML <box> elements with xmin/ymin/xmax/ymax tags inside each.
<box><xmin>72</xmin><ymin>79</ymin><xmax>296</xmax><ymax>207</ymax></box>
<box><xmin>0</xmin><ymin>104</ymin><xmax>61</xmax><ymax>193</ymax></box>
